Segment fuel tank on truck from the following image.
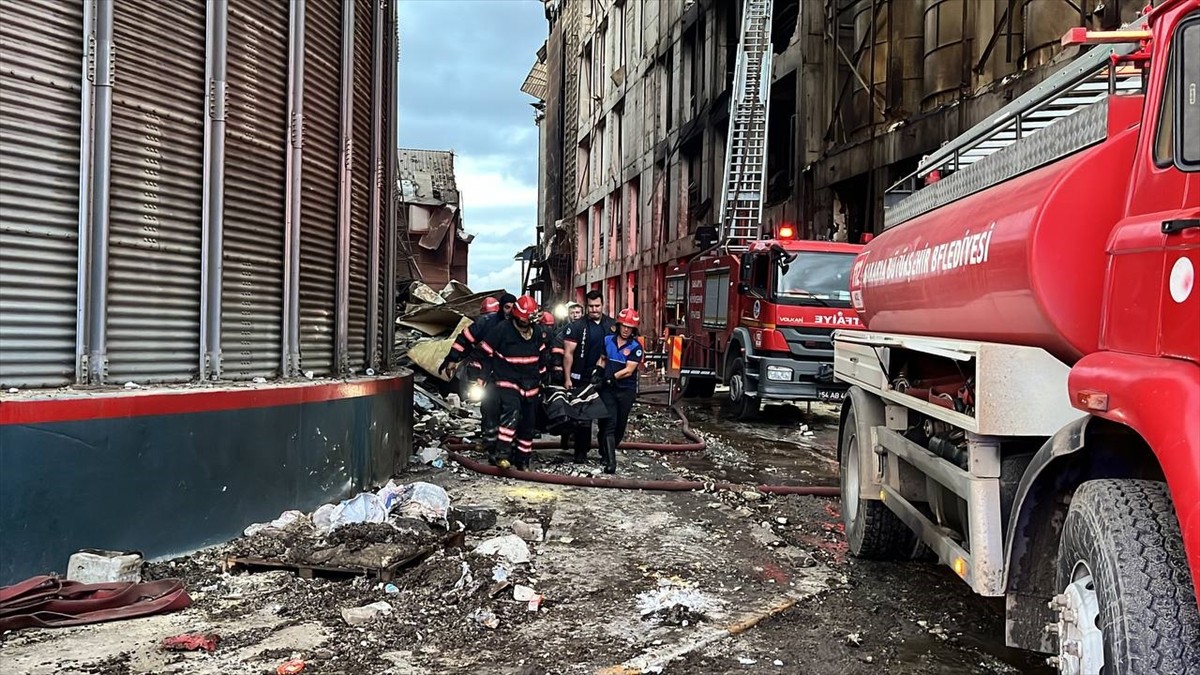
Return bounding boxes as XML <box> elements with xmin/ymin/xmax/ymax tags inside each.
<box><xmin>849</xmin><ymin>97</ymin><xmax>1142</xmax><ymax>365</ymax></box>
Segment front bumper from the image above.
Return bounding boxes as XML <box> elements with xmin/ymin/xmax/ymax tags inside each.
<box><xmin>748</xmin><ymin>354</ymin><xmax>848</xmax><ymax>403</ymax></box>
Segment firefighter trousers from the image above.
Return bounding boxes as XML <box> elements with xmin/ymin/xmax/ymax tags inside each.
<box><xmin>496</xmin><ymin>388</ymin><xmax>538</xmax><ymax>464</ymax></box>
<box><xmin>597</xmin><ymin>387</ymin><xmax>636</xmax><ymax>447</ymax></box>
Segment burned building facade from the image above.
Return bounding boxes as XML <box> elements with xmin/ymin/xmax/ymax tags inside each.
<box><xmin>396</xmin><ymin>149</ymin><xmax>472</xmax><ymax>290</ymax></box>
<box><xmin>528</xmin><ymin>0</ymin><xmax>1143</xmax><ymax>343</ymax></box>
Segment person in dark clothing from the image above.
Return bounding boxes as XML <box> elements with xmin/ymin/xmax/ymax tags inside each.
<box><xmin>595</xmin><ymin>308</ymin><xmax>643</xmax><ymax>474</ymax></box>
<box><xmin>479</xmin><ymin>295</ymin><xmax>546</xmax><ymax>471</ymax></box>
<box><xmin>561</xmin><ymin>290</ymin><xmax>616</xmax><ymax>462</ymax></box>
<box><xmin>440</xmin><ymin>296</ymin><xmax>505</xmax><ymax>457</ymax></box>
<box><xmin>497</xmin><ymin>293</ymin><xmax>517</xmax><ymax>319</ymax></box>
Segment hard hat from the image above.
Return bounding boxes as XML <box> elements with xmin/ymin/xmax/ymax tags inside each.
<box><xmin>512</xmin><ymin>295</ymin><xmax>539</xmax><ymax>321</ymax></box>
<box><xmin>540</xmin><ymin>311</ymin><xmax>555</xmax><ymax>326</ymax></box>
<box><xmin>481</xmin><ymin>297</ymin><xmax>500</xmax><ymax>314</ymax></box>
<box><xmin>617</xmin><ymin>308</ymin><xmax>640</xmax><ymax>328</ymax></box>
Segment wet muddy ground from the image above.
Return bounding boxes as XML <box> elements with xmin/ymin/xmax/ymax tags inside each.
<box><xmin>0</xmin><ymin>391</ymin><xmax>1050</xmax><ymax>674</ymax></box>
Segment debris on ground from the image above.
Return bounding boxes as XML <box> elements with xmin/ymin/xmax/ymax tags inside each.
<box><xmin>340</xmin><ymin>601</ymin><xmax>393</xmax><ymax>626</ymax></box>
<box><xmin>473</xmin><ymin>534</ymin><xmax>532</xmax><ymax>565</ymax></box>
<box><xmin>66</xmin><ymin>549</ymin><xmax>143</xmax><ymax>584</ymax></box>
<box><xmin>161</xmin><ymin>633</ymin><xmax>219</xmax><ymax>653</ymax></box>
<box><xmin>636</xmin><ymin>579</ymin><xmax>723</xmax><ymax>627</ymax></box>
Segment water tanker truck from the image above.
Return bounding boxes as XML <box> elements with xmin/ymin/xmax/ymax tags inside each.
<box><xmin>832</xmin><ymin>2</ymin><xmax>1200</xmax><ymax>671</ymax></box>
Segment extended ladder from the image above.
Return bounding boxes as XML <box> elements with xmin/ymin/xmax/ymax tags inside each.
<box><xmin>885</xmin><ymin>15</ymin><xmax>1149</xmax><ymax>227</ymax></box>
<box><xmin>718</xmin><ymin>0</ymin><xmax>773</xmax><ymax>250</ymax></box>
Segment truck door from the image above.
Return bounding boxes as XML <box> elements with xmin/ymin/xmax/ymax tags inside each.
<box><xmin>740</xmin><ymin>251</ymin><xmax>771</xmax><ymax>326</ymax></box>
<box><xmin>1104</xmin><ymin>10</ymin><xmax>1200</xmax><ymax>361</ymax></box>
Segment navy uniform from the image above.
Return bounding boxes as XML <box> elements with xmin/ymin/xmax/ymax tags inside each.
<box><xmin>596</xmin><ymin>308</ymin><xmax>643</xmax><ymax>474</ymax></box>
<box><xmin>562</xmin><ymin>312</ymin><xmax>616</xmax><ymax>461</ymax></box>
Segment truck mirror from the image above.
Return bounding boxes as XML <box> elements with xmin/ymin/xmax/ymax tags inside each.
<box><xmin>1177</xmin><ymin>17</ymin><xmax>1199</xmax><ymax>171</ymax></box>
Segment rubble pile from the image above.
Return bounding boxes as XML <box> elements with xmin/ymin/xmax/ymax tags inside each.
<box><xmin>389</xmin><ymin>280</ymin><xmax>501</xmax><ymax>387</ymax></box>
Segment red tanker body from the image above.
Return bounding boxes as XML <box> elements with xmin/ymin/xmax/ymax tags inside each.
<box><xmin>832</xmin><ymin>2</ymin><xmax>1200</xmax><ymax>670</ymax></box>
<box><xmin>850</xmin><ymin>98</ymin><xmax>1145</xmax><ymax>364</ymax></box>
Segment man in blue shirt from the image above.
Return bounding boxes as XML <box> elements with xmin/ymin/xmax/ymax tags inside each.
<box><xmin>595</xmin><ymin>308</ymin><xmax>643</xmax><ymax>474</ymax></box>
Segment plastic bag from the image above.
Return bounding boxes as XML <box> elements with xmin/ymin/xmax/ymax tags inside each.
<box><xmin>392</xmin><ymin>481</ymin><xmax>450</xmax><ymax>525</ymax></box>
<box><xmin>328</xmin><ymin>493</ymin><xmax>388</xmax><ymax>530</ymax></box>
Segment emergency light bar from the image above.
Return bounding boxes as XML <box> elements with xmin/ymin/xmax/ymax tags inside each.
<box><xmin>778</xmin><ymin>224</ymin><xmax>795</xmax><ymax>239</ymax></box>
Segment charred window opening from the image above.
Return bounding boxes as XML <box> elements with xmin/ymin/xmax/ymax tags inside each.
<box><xmin>766</xmin><ymin>72</ymin><xmax>797</xmax><ymax>204</ymax></box>
<box><xmin>772</xmin><ymin>0</ymin><xmax>799</xmax><ymax>55</ymax></box>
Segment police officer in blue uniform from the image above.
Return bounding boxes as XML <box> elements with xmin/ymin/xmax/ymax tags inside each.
<box><xmin>594</xmin><ymin>308</ymin><xmax>643</xmax><ymax>474</ymax></box>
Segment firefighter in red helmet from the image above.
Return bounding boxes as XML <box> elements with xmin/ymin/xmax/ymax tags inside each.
<box><xmin>440</xmin><ymin>295</ymin><xmax>504</xmax><ymax>455</ymax></box>
<box><xmin>593</xmin><ymin>307</ymin><xmax>643</xmax><ymax>474</ymax></box>
<box><xmin>478</xmin><ymin>295</ymin><xmax>547</xmax><ymax>470</ymax></box>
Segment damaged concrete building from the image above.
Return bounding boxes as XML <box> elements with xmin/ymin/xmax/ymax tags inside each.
<box><xmin>526</xmin><ymin>0</ymin><xmax>1143</xmax><ymax>341</ymax></box>
<box><xmin>396</xmin><ymin>149</ymin><xmax>473</xmax><ymax>290</ymax></box>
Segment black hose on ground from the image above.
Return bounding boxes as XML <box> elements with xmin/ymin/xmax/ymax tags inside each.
<box><xmin>443</xmin><ymin>388</ymin><xmax>840</xmax><ymax>498</ymax></box>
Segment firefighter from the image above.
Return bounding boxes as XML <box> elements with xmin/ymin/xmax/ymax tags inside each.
<box><xmin>566</xmin><ymin>302</ymin><xmax>583</xmax><ymax>323</ymax></box>
<box><xmin>478</xmin><ymin>295</ymin><xmax>547</xmax><ymax>471</ymax></box>
<box><xmin>562</xmin><ymin>290</ymin><xmax>616</xmax><ymax>462</ymax></box>
<box><xmin>595</xmin><ymin>308</ymin><xmax>643</xmax><ymax>474</ymax></box>
<box><xmin>440</xmin><ymin>296</ymin><xmax>505</xmax><ymax>457</ymax></box>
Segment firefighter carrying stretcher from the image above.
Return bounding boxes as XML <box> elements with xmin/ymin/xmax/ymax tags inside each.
<box><xmin>478</xmin><ymin>295</ymin><xmax>548</xmax><ymax>471</ymax></box>
<box><xmin>439</xmin><ymin>293</ymin><xmax>515</xmax><ymax>460</ymax></box>
<box><xmin>592</xmin><ymin>308</ymin><xmax>643</xmax><ymax>474</ymax></box>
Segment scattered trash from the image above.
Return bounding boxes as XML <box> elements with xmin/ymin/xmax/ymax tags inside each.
<box><xmin>161</xmin><ymin>632</ymin><xmax>220</xmax><ymax>653</ymax></box>
<box><xmin>252</xmin><ymin>377</ymin><xmax>268</xmax><ymax>384</ymax></box>
<box><xmin>341</xmin><ymin>600</ymin><xmax>393</xmax><ymax>626</ymax></box>
<box><xmin>513</xmin><ymin>584</ymin><xmax>536</xmax><ymax>602</ymax></box>
<box><xmin>123</xmin><ymin>381</ymin><xmax>140</xmax><ymax>389</ymax></box>
<box><xmin>845</xmin><ymin>632</ymin><xmax>863</xmax><ymax>647</ymax></box>
<box><xmin>417</xmin><ymin>446</ymin><xmax>446</xmax><ymax>465</ymax></box>
<box><xmin>311</xmin><ymin>503</ymin><xmax>337</xmax><ymax>534</ymax></box>
<box><xmin>742</xmin><ymin>491</ymin><xmax>764</xmax><ymax>502</ymax></box>
<box><xmin>328</xmin><ymin>493</ymin><xmax>389</xmax><ymax>530</ymax></box>
<box><xmin>365</xmin><ymin>368</ymin><xmax>376</xmax><ymax>376</ymax></box>
<box><xmin>244</xmin><ymin>510</ymin><xmax>308</xmax><ymax>537</ymax></box>
<box><xmin>450</xmin><ymin>505</ymin><xmax>498</xmax><ymax>532</ymax></box>
<box><xmin>445</xmin><ymin>393</ymin><xmax>462</xmax><ymax>408</ymax></box>
<box><xmin>738</xmin><ymin>657</ymin><xmax>757</xmax><ymax>665</ymax></box>
<box><xmin>276</xmin><ymin>660</ymin><xmax>306</xmax><ymax>675</ymax></box>
<box><xmin>7</xmin><ymin>388</ymin><xmax>18</xmax><ymax>394</ymax></box>
<box><xmin>470</xmin><ymin>608</ymin><xmax>500</xmax><ymax>629</ymax></box>
<box><xmin>474</xmin><ymin>535</ymin><xmax>532</xmax><ymax>565</ymax></box>
<box><xmin>636</xmin><ymin>580</ymin><xmax>722</xmax><ymax>626</ymax></box>
<box><xmin>384</xmin><ymin>583</ymin><xmax>400</xmax><ymax>594</ymax></box>
<box><xmin>775</xmin><ymin>517</ymin><xmax>789</xmax><ymax>525</ymax></box>
<box><xmin>527</xmin><ymin>594</ymin><xmax>543</xmax><ymax>612</ymax></box>
<box><xmin>392</xmin><ymin>481</ymin><xmax>451</xmax><ymax>525</ymax></box>
<box><xmin>511</xmin><ymin>519</ymin><xmax>544</xmax><ymax>542</ymax></box>
<box><xmin>773</xmin><ymin>660</ymin><xmax>784</xmax><ymax>667</ymax></box>
<box><xmin>304</xmin><ymin>371</ymin><xmax>314</xmax><ymax>379</ymax></box>
<box><xmin>66</xmin><ymin>549</ymin><xmax>143</xmax><ymax>585</ymax></box>
<box><xmin>492</xmin><ymin>566</ymin><xmax>511</xmax><ymax>582</ymax></box>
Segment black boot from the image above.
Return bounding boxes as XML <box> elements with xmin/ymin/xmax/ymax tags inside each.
<box><xmin>513</xmin><ymin>452</ymin><xmax>531</xmax><ymax>472</ymax></box>
<box><xmin>601</xmin><ymin>436</ymin><xmax>617</xmax><ymax>475</ymax></box>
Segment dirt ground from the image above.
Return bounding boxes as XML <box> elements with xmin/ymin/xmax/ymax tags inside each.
<box><xmin>0</xmin><ymin>393</ymin><xmax>1050</xmax><ymax>675</ymax></box>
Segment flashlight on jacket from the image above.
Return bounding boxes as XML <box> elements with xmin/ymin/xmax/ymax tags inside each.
<box><xmin>467</xmin><ymin>382</ymin><xmax>486</xmax><ymax>402</ymax></box>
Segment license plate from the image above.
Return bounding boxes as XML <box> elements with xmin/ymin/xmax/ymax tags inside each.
<box><xmin>817</xmin><ymin>389</ymin><xmax>846</xmax><ymax>402</ymax></box>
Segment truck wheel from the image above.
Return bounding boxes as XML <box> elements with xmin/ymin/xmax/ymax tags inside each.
<box><xmin>841</xmin><ymin>403</ymin><xmax>916</xmax><ymax>560</ymax></box>
<box><xmin>1051</xmin><ymin>479</ymin><xmax>1200</xmax><ymax>674</ymax></box>
<box><xmin>680</xmin><ymin>374</ymin><xmax>715</xmax><ymax>398</ymax></box>
<box><xmin>725</xmin><ymin>357</ymin><xmax>759</xmax><ymax>420</ymax></box>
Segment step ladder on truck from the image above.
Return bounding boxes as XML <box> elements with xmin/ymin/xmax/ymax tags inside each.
<box><xmin>664</xmin><ymin>0</ymin><xmax>866</xmax><ymax>419</ymax></box>
<box><xmin>831</xmin><ymin>1</ymin><xmax>1200</xmax><ymax>671</ymax></box>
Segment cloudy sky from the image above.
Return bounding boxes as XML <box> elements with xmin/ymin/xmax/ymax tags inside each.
<box><xmin>397</xmin><ymin>0</ymin><xmax>545</xmax><ymax>296</ymax></box>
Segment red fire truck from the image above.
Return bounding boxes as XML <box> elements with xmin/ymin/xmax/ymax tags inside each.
<box><xmin>665</xmin><ymin>226</ymin><xmax>864</xmax><ymax>419</ymax></box>
<box><xmin>833</xmin><ymin>2</ymin><xmax>1199</xmax><ymax>670</ymax></box>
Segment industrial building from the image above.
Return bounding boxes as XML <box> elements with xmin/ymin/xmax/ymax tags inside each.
<box><xmin>396</xmin><ymin>149</ymin><xmax>473</xmax><ymax>290</ymax></box>
<box><xmin>526</xmin><ymin>0</ymin><xmax>1144</xmax><ymax>342</ymax></box>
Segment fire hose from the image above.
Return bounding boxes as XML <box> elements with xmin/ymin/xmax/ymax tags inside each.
<box><xmin>444</xmin><ymin>388</ymin><xmax>840</xmax><ymax>498</ymax></box>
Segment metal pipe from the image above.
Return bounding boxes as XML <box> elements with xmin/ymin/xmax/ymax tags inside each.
<box><xmin>283</xmin><ymin>0</ymin><xmax>306</xmax><ymax>377</ymax></box>
<box><xmin>87</xmin><ymin>0</ymin><xmax>115</xmax><ymax>385</ymax></box>
<box><xmin>383</xmin><ymin>0</ymin><xmax>399</xmax><ymax>370</ymax></box>
<box><xmin>75</xmin><ymin>0</ymin><xmax>96</xmax><ymax>383</ymax></box>
<box><xmin>335</xmin><ymin>0</ymin><xmax>355</xmax><ymax>375</ymax></box>
<box><xmin>200</xmin><ymin>0</ymin><xmax>229</xmax><ymax>380</ymax></box>
<box><xmin>367</xmin><ymin>0</ymin><xmax>384</xmax><ymax>372</ymax></box>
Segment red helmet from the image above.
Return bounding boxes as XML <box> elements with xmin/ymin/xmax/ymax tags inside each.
<box><xmin>512</xmin><ymin>295</ymin><xmax>539</xmax><ymax>321</ymax></box>
<box><xmin>540</xmin><ymin>311</ymin><xmax>555</xmax><ymax>326</ymax></box>
<box><xmin>481</xmin><ymin>297</ymin><xmax>500</xmax><ymax>314</ymax></box>
<box><xmin>617</xmin><ymin>308</ymin><xmax>640</xmax><ymax>328</ymax></box>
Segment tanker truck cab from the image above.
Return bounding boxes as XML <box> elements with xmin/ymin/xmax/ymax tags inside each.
<box><xmin>832</xmin><ymin>2</ymin><xmax>1200</xmax><ymax>672</ymax></box>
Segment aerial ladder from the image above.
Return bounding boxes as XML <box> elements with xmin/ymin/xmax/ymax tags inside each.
<box><xmin>717</xmin><ymin>0</ymin><xmax>774</xmax><ymax>250</ymax></box>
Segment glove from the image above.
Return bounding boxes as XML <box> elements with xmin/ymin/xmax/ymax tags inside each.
<box><xmin>604</xmin><ymin>376</ymin><xmax>617</xmax><ymax>389</ymax></box>
<box><xmin>590</xmin><ymin>369</ymin><xmax>605</xmax><ymax>386</ymax></box>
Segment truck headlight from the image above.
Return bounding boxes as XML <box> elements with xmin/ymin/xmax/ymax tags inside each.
<box><xmin>766</xmin><ymin>365</ymin><xmax>792</xmax><ymax>382</ymax></box>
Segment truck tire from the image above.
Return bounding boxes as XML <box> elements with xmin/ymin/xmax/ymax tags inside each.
<box><xmin>840</xmin><ymin>402</ymin><xmax>916</xmax><ymax>560</ymax></box>
<box><xmin>1052</xmin><ymin>479</ymin><xmax>1200</xmax><ymax>675</ymax></box>
<box><xmin>680</xmin><ymin>374</ymin><xmax>716</xmax><ymax>398</ymax></box>
<box><xmin>725</xmin><ymin>357</ymin><xmax>759</xmax><ymax>420</ymax></box>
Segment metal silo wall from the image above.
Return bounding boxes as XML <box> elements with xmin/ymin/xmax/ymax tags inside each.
<box><xmin>221</xmin><ymin>0</ymin><xmax>290</xmax><ymax>380</ymax></box>
<box><xmin>0</xmin><ymin>0</ymin><xmax>84</xmax><ymax>388</ymax></box>
<box><xmin>298</xmin><ymin>0</ymin><xmax>342</xmax><ymax>377</ymax></box>
<box><xmin>106</xmin><ymin>0</ymin><xmax>207</xmax><ymax>383</ymax></box>
<box><xmin>349</xmin><ymin>0</ymin><xmax>373</xmax><ymax>374</ymax></box>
